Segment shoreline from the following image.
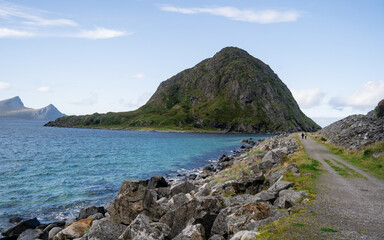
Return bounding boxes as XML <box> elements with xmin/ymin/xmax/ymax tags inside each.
<box><xmin>2</xmin><ymin>133</ymin><xmax>304</xmax><ymax>240</ymax></box>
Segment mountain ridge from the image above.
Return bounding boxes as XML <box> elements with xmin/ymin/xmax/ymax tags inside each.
<box><xmin>46</xmin><ymin>47</ymin><xmax>321</xmax><ymax>133</ymax></box>
<box><xmin>0</xmin><ymin>96</ymin><xmax>65</xmax><ymax>121</ymax></box>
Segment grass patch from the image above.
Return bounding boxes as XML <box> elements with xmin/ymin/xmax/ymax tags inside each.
<box><xmin>320</xmin><ymin>228</ymin><xmax>338</xmax><ymax>232</ymax></box>
<box><xmin>312</xmin><ymin>134</ymin><xmax>384</xmax><ymax>179</ymax></box>
<box><xmin>324</xmin><ymin>159</ymin><xmax>353</xmax><ymax>178</ymax></box>
<box><xmin>213</xmin><ymin>161</ymin><xmax>252</xmax><ymax>183</ymax></box>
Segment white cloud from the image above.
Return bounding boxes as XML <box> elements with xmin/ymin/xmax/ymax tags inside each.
<box><xmin>133</xmin><ymin>73</ymin><xmax>145</xmax><ymax>79</ymax></box>
<box><xmin>329</xmin><ymin>81</ymin><xmax>384</xmax><ymax>110</ymax></box>
<box><xmin>291</xmin><ymin>88</ymin><xmax>325</xmax><ymax>108</ymax></box>
<box><xmin>0</xmin><ymin>27</ymin><xmax>34</xmax><ymax>38</ymax></box>
<box><xmin>36</xmin><ymin>86</ymin><xmax>50</xmax><ymax>92</ymax></box>
<box><xmin>0</xmin><ymin>82</ymin><xmax>10</xmax><ymax>90</ymax></box>
<box><xmin>160</xmin><ymin>5</ymin><xmax>300</xmax><ymax>23</ymax></box>
<box><xmin>0</xmin><ymin>1</ymin><xmax>78</xmax><ymax>27</ymax></box>
<box><xmin>77</xmin><ymin>27</ymin><xmax>128</xmax><ymax>39</ymax></box>
<box><xmin>71</xmin><ymin>93</ymin><xmax>98</xmax><ymax>106</ymax></box>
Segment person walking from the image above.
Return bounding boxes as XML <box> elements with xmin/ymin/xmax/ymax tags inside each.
<box><xmin>301</xmin><ymin>133</ymin><xmax>304</xmax><ymax>139</ymax></box>
<box><xmin>305</xmin><ymin>133</ymin><xmax>307</xmax><ymax>139</ymax></box>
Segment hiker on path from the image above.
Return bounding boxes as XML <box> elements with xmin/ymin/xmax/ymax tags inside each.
<box><xmin>305</xmin><ymin>133</ymin><xmax>307</xmax><ymax>139</ymax></box>
<box><xmin>301</xmin><ymin>133</ymin><xmax>304</xmax><ymax>139</ymax></box>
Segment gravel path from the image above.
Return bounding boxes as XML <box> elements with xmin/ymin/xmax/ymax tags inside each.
<box><xmin>299</xmin><ymin>135</ymin><xmax>384</xmax><ymax>239</ymax></box>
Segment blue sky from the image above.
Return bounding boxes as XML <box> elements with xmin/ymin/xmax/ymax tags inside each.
<box><xmin>0</xmin><ymin>0</ymin><xmax>383</xmax><ymax>126</ymax></box>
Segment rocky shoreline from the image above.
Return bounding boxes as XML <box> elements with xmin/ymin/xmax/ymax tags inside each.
<box><xmin>1</xmin><ymin>134</ymin><xmax>309</xmax><ymax>240</ymax></box>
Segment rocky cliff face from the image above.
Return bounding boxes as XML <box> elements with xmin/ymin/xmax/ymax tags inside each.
<box><xmin>0</xmin><ymin>96</ymin><xmax>65</xmax><ymax>121</ymax></box>
<box><xmin>320</xmin><ymin>99</ymin><xmax>384</xmax><ymax>150</ymax></box>
<box><xmin>47</xmin><ymin>47</ymin><xmax>320</xmax><ymax>133</ymax></box>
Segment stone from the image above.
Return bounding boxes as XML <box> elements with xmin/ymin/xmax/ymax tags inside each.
<box><xmin>211</xmin><ymin>206</ymin><xmax>240</xmax><ymax>237</ymax></box>
<box><xmin>17</xmin><ymin>229</ymin><xmax>45</xmax><ymax>240</ymax></box>
<box><xmin>255</xmin><ymin>190</ymin><xmax>277</xmax><ymax>203</ymax></box>
<box><xmin>148</xmin><ymin>176</ymin><xmax>169</xmax><ymax>189</ymax></box>
<box><xmin>229</xmin><ymin>230</ymin><xmax>259</xmax><ymax>240</ymax></box>
<box><xmin>155</xmin><ymin>187</ymin><xmax>171</xmax><ymax>199</ymax></box>
<box><xmin>87</xmin><ymin>217</ymin><xmax>126</xmax><ymax>240</ymax></box>
<box><xmin>251</xmin><ymin>160</ymin><xmax>274</xmax><ymax>173</ymax></box>
<box><xmin>65</xmin><ymin>219</ymin><xmax>76</xmax><ymax>228</ymax></box>
<box><xmin>44</xmin><ymin>222</ymin><xmax>66</xmax><ymax>233</ymax></box>
<box><xmin>160</xmin><ymin>196</ymin><xmax>222</xmax><ymax>239</ymax></box>
<box><xmin>285</xmin><ymin>163</ymin><xmax>299</xmax><ymax>173</ymax></box>
<box><xmin>78</xmin><ymin>206</ymin><xmax>106</xmax><ymax>220</ymax></box>
<box><xmin>262</xmin><ymin>151</ymin><xmax>281</xmax><ymax>164</ymax></box>
<box><xmin>274</xmin><ymin>190</ymin><xmax>307</xmax><ymax>208</ymax></box>
<box><xmin>173</xmin><ymin>224</ymin><xmax>205</xmax><ymax>240</ymax></box>
<box><xmin>203</xmin><ymin>165</ymin><xmax>214</xmax><ymax>172</ymax></box>
<box><xmin>49</xmin><ymin>227</ymin><xmax>63</xmax><ymax>240</ymax></box>
<box><xmin>2</xmin><ymin>218</ymin><xmax>40</xmax><ymax>238</ymax></box>
<box><xmin>169</xmin><ymin>193</ymin><xmax>189</xmax><ymax>210</ymax></box>
<box><xmin>209</xmin><ymin>234</ymin><xmax>225</xmax><ymax>240</ymax></box>
<box><xmin>227</xmin><ymin>202</ymin><xmax>271</xmax><ymax>234</ymax></box>
<box><xmin>188</xmin><ymin>174</ymin><xmax>197</xmax><ymax>180</ymax></box>
<box><xmin>119</xmin><ymin>214</ymin><xmax>170</xmax><ymax>240</ymax></box>
<box><xmin>170</xmin><ymin>181</ymin><xmax>196</xmax><ymax>196</ymax></box>
<box><xmin>231</xmin><ymin>172</ymin><xmax>265</xmax><ymax>195</ymax></box>
<box><xmin>226</xmin><ymin>194</ymin><xmax>261</xmax><ymax>206</ymax></box>
<box><xmin>266</xmin><ymin>169</ymin><xmax>284</xmax><ymax>187</ymax></box>
<box><xmin>88</xmin><ymin>213</ymin><xmax>105</xmax><ymax>220</ymax></box>
<box><xmin>195</xmin><ymin>184</ymin><xmax>211</xmax><ymax>198</ymax></box>
<box><xmin>268</xmin><ymin>181</ymin><xmax>294</xmax><ymax>193</ymax></box>
<box><xmin>108</xmin><ymin>180</ymin><xmax>164</xmax><ymax>225</ymax></box>
<box><xmin>54</xmin><ymin>218</ymin><xmax>93</xmax><ymax>240</ymax></box>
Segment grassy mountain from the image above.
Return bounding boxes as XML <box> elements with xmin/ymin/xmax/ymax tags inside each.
<box><xmin>46</xmin><ymin>47</ymin><xmax>320</xmax><ymax>133</ymax></box>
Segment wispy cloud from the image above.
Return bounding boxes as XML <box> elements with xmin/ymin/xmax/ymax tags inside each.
<box><xmin>132</xmin><ymin>73</ymin><xmax>145</xmax><ymax>79</ymax></box>
<box><xmin>329</xmin><ymin>81</ymin><xmax>384</xmax><ymax>110</ymax></box>
<box><xmin>292</xmin><ymin>88</ymin><xmax>325</xmax><ymax>108</ymax></box>
<box><xmin>71</xmin><ymin>93</ymin><xmax>98</xmax><ymax>106</ymax></box>
<box><xmin>160</xmin><ymin>5</ymin><xmax>300</xmax><ymax>23</ymax></box>
<box><xmin>0</xmin><ymin>27</ymin><xmax>34</xmax><ymax>38</ymax></box>
<box><xmin>36</xmin><ymin>86</ymin><xmax>50</xmax><ymax>92</ymax></box>
<box><xmin>77</xmin><ymin>27</ymin><xmax>128</xmax><ymax>39</ymax></box>
<box><xmin>0</xmin><ymin>1</ymin><xmax>77</xmax><ymax>27</ymax></box>
<box><xmin>0</xmin><ymin>82</ymin><xmax>10</xmax><ymax>90</ymax></box>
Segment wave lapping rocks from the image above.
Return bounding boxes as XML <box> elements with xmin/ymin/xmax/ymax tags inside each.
<box><xmin>1</xmin><ymin>134</ymin><xmax>308</xmax><ymax>240</ymax></box>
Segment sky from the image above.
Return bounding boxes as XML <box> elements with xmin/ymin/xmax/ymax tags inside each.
<box><xmin>0</xmin><ymin>0</ymin><xmax>383</xmax><ymax>127</ymax></box>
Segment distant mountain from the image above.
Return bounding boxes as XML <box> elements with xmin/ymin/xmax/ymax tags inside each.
<box><xmin>0</xmin><ymin>96</ymin><xmax>65</xmax><ymax>121</ymax></box>
<box><xmin>46</xmin><ymin>47</ymin><xmax>320</xmax><ymax>133</ymax></box>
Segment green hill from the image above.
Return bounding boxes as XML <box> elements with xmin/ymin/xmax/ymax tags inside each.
<box><xmin>46</xmin><ymin>47</ymin><xmax>320</xmax><ymax>133</ymax></box>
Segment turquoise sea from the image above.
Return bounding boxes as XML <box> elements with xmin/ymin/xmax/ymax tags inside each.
<box><xmin>0</xmin><ymin>120</ymin><xmax>270</xmax><ymax>231</ymax></box>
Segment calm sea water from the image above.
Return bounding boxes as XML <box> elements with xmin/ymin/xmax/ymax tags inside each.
<box><xmin>0</xmin><ymin>120</ymin><xmax>270</xmax><ymax>230</ymax></box>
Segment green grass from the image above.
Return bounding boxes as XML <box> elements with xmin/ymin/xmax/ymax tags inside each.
<box><xmin>312</xmin><ymin>134</ymin><xmax>384</xmax><ymax>179</ymax></box>
<box><xmin>320</xmin><ymin>228</ymin><xmax>338</xmax><ymax>233</ymax></box>
<box><xmin>324</xmin><ymin>159</ymin><xmax>366</xmax><ymax>179</ymax></box>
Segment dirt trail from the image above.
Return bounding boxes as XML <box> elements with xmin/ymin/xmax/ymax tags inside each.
<box><xmin>298</xmin><ymin>135</ymin><xmax>384</xmax><ymax>239</ymax></box>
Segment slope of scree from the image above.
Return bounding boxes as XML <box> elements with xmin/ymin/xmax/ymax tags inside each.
<box><xmin>46</xmin><ymin>47</ymin><xmax>320</xmax><ymax>133</ymax></box>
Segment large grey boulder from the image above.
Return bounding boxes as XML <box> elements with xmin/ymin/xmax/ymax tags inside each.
<box><xmin>262</xmin><ymin>151</ymin><xmax>281</xmax><ymax>164</ymax></box>
<box><xmin>274</xmin><ymin>190</ymin><xmax>307</xmax><ymax>209</ymax></box>
<box><xmin>160</xmin><ymin>196</ymin><xmax>222</xmax><ymax>239</ymax></box>
<box><xmin>229</xmin><ymin>230</ymin><xmax>259</xmax><ymax>240</ymax></box>
<box><xmin>54</xmin><ymin>218</ymin><xmax>93</xmax><ymax>240</ymax></box>
<box><xmin>225</xmin><ymin>194</ymin><xmax>261</xmax><ymax>206</ymax></box>
<box><xmin>17</xmin><ymin>229</ymin><xmax>45</xmax><ymax>240</ymax></box>
<box><xmin>211</xmin><ymin>206</ymin><xmax>240</xmax><ymax>237</ymax></box>
<box><xmin>255</xmin><ymin>190</ymin><xmax>278</xmax><ymax>203</ymax></box>
<box><xmin>170</xmin><ymin>181</ymin><xmax>196</xmax><ymax>196</ymax></box>
<box><xmin>78</xmin><ymin>206</ymin><xmax>106</xmax><ymax>220</ymax></box>
<box><xmin>168</xmin><ymin>193</ymin><xmax>190</xmax><ymax>210</ymax></box>
<box><xmin>87</xmin><ymin>218</ymin><xmax>126</xmax><ymax>240</ymax></box>
<box><xmin>209</xmin><ymin>234</ymin><xmax>225</xmax><ymax>240</ymax></box>
<box><xmin>2</xmin><ymin>218</ymin><xmax>40</xmax><ymax>238</ymax></box>
<box><xmin>108</xmin><ymin>180</ymin><xmax>165</xmax><ymax>225</ymax></box>
<box><xmin>172</xmin><ymin>224</ymin><xmax>205</xmax><ymax>240</ymax></box>
<box><xmin>119</xmin><ymin>214</ymin><xmax>170</xmax><ymax>240</ymax></box>
<box><xmin>49</xmin><ymin>227</ymin><xmax>63</xmax><ymax>240</ymax></box>
<box><xmin>268</xmin><ymin>181</ymin><xmax>294</xmax><ymax>193</ymax></box>
<box><xmin>265</xmin><ymin>169</ymin><xmax>284</xmax><ymax>187</ymax></box>
<box><xmin>231</xmin><ymin>172</ymin><xmax>265</xmax><ymax>195</ymax></box>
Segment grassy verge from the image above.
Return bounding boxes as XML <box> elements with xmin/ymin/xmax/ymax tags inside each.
<box><xmin>324</xmin><ymin>159</ymin><xmax>366</xmax><ymax>179</ymax></box>
<box><xmin>312</xmin><ymin>134</ymin><xmax>384</xmax><ymax>179</ymax></box>
<box><xmin>257</xmin><ymin>134</ymin><xmax>325</xmax><ymax>239</ymax></box>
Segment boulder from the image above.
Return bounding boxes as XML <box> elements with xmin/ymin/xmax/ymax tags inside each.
<box><xmin>108</xmin><ymin>180</ymin><xmax>164</xmax><ymax>225</ymax></box>
<box><xmin>255</xmin><ymin>190</ymin><xmax>277</xmax><ymax>203</ymax></box>
<box><xmin>88</xmin><ymin>213</ymin><xmax>105</xmax><ymax>220</ymax></box>
<box><xmin>148</xmin><ymin>176</ymin><xmax>169</xmax><ymax>189</ymax></box>
<box><xmin>227</xmin><ymin>202</ymin><xmax>271</xmax><ymax>234</ymax></box>
<box><xmin>49</xmin><ymin>227</ymin><xmax>63</xmax><ymax>240</ymax></box>
<box><xmin>87</xmin><ymin>218</ymin><xmax>126</xmax><ymax>240</ymax></box>
<box><xmin>266</xmin><ymin>169</ymin><xmax>284</xmax><ymax>187</ymax></box>
<box><xmin>169</xmin><ymin>193</ymin><xmax>190</xmax><ymax>210</ymax></box>
<box><xmin>285</xmin><ymin>163</ymin><xmax>299</xmax><ymax>174</ymax></box>
<box><xmin>170</xmin><ymin>181</ymin><xmax>196</xmax><ymax>196</ymax></box>
<box><xmin>44</xmin><ymin>222</ymin><xmax>66</xmax><ymax>233</ymax></box>
<box><xmin>78</xmin><ymin>206</ymin><xmax>106</xmax><ymax>220</ymax></box>
<box><xmin>269</xmin><ymin>181</ymin><xmax>294</xmax><ymax>193</ymax></box>
<box><xmin>188</xmin><ymin>174</ymin><xmax>197</xmax><ymax>180</ymax></box>
<box><xmin>17</xmin><ymin>229</ymin><xmax>46</xmax><ymax>240</ymax></box>
<box><xmin>2</xmin><ymin>218</ymin><xmax>40</xmax><ymax>238</ymax></box>
<box><xmin>231</xmin><ymin>172</ymin><xmax>265</xmax><ymax>195</ymax></box>
<box><xmin>229</xmin><ymin>230</ymin><xmax>259</xmax><ymax>240</ymax></box>
<box><xmin>54</xmin><ymin>218</ymin><xmax>93</xmax><ymax>240</ymax></box>
<box><xmin>119</xmin><ymin>214</ymin><xmax>170</xmax><ymax>240</ymax></box>
<box><xmin>155</xmin><ymin>187</ymin><xmax>172</xmax><ymax>199</ymax></box>
<box><xmin>251</xmin><ymin>160</ymin><xmax>274</xmax><ymax>173</ymax></box>
<box><xmin>262</xmin><ymin>151</ymin><xmax>281</xmax><ymax>164</ymax></box>
<box><xmin>211</xmin><ymin>206</ymin><xmax>240</xmax><ymax>237</ymax></box>
<box><xmin>274</xmin><ymin>190</ymin><xmax>307</xmax><ymax>209</ymax></box>
<box><xmin>173</xmin><ymin>224</ymin><xmax>205</xmax><ymax>240</ymax></box>
<box><xmin>209</xmin><ymin>234</ymin><xmax>225</xmax><ymax>240</ymax></box>
<box><xmin>160</xmin><ymin>196</ymin><xmax>222</xmax><ymax>239</ymax></box>
<box><xmin>226</xmin><ymin>194</ymin><xmax>261</xmax><ymax>206</ymax></box>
